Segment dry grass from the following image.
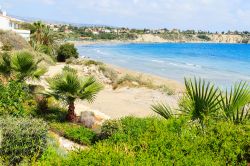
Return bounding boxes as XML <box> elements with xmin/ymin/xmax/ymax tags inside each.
<box><xmin>0</xmin><ymin>30</ymin><xmax>31</xmax><ymax>50</ymax></box>
<box><xmin>98</xmin><ymin>65</ymin><xmax>118</xmax><ymax>84</ymax></box>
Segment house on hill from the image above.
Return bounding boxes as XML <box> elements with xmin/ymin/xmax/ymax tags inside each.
<box><xmin>0</xmin><ymin>8</ymin><xmax>30</xmax><ymax>40</ymax></box>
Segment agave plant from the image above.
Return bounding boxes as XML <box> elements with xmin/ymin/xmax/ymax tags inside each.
<box><xmin>219</xmin><ymin>81</ymin><xmax>250</xmax><ymax>124</ymax></box>
<box><xmin>46</xmin><ymin>67</ymin><xmax>103</xmax><ymax>122</ymax></box>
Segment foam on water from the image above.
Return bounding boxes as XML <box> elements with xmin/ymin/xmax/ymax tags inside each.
<box><xmin>77</xmin><ymin>43</ymin><xmax>250</xmax><ymax>87</ymax></box>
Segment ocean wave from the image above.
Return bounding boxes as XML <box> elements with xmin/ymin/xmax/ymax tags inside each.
<box><xmin>168</xmin><ymin>62</ymin><xmax>202</xmax><ymax>69</ymax></box>
<box><xmin>151</xmin><ymin>59</ymin><xmax>165</xmax><ymax>63</ymax></box>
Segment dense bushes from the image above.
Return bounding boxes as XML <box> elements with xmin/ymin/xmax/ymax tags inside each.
<box><xmin>50</xmin><ymin>122</ymin><xmax>96</xmax><ymax>145</ymax></box>
<box><xmin>0</xmin><ymin>81</ymin><xmax>36</xmax><ymax>116</ymax></box>
<box><xmin>197</xmin><ymin>34</ymin><xmax>211</xmax><ymax>41</ymax></box>
<box><xmin>0</xmin><ymin>116</ymin><xmax>48</xmax><ymax>165</ymax></box>
<box><xmin>37</xmin><ymin>117</ymin><xmax>250</xmax><ymax>165</ymax></box>
<box><xmin>57</xmin><ymin>43</ymin><xmax>79</xmax><ymax>62</ymax></box>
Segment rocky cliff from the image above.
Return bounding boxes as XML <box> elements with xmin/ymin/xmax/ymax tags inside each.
<box><xmin>134</xmin><ymin>34</ymin><xmax>249</xmax><ymax>44</ymax></box>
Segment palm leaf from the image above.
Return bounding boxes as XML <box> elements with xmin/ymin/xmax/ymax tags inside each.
<box><xmin>184</xmin><ymin>77</ymin><xmax>221</xmax><ymax>121</ymax></box>
<box><xmin>79</xmin><ymin>77</ymin><xmax>103</xmax><ymax>103</ymax></box>
<box><xmin>0</xmin><ymin>52</ymin><xmax>11</xmax><ymax>78</ymax></box>
<box><xmin>220</xmin><ymin>81</ymin><xmax>250</xmax><ymax>123</ymax></box>
<box><xmin>151</xmin><ymin>103</ymin><xmax>173</xmax><ymax>120</ymax></box>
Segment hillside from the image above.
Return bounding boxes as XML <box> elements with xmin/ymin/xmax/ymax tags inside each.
<box><xmin>133</xmin><ymin>33</ymin><xmax>249</xmax><ymax>44</ymax></box>
<box><xmin>0</xmin><ymin>30</ymin><xmax>31</xmax><ymax>50</ymax></box>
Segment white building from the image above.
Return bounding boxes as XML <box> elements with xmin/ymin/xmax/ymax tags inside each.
<box><xmin>0</xmin><ymin>8</ymin><xmax>30</xmax><ymax>40</ymax></box>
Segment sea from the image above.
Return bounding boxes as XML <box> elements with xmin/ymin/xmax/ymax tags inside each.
<box><xmin>77</xmin><ymin>43</ymin><xmax>250</xmax><ymax>88</ymax></box>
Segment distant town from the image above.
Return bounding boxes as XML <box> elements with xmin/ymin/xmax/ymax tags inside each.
<box><xmin>0</xmin><ymin>8</ymin><xmax>249</xmax><ymax>43</ymax></box>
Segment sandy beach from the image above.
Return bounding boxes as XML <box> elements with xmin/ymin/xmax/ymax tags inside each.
<box><xmin>37</xmin><ymin>61</ymin><xmax>183</xmax><ymax>119</ymax></box>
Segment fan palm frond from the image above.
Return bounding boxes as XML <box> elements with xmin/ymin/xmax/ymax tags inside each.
<box><xmin>11</xmin><ymin>51</ymin><xmax>46</xmax><ymax>81</ymax></box>
<box><xmin>220</xmin><ymin>81</ymin><xmax>250</xmax><ymax>123</ymax></box>
<box><xmin>79</xmin><ymin>76</ymin><xmax>103</xmax><ymax>103</ymax></box>
<box><xmin>151</xmin><ymin>103</ymin><xmax>173</xmax><ymax>120</ymax></box>
<box><xmin>183</xmin><ymin>78</ymin><xmax>221</xmax><ymax>121</ymax></box>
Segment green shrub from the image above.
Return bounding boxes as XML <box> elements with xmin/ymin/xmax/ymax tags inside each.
<box><xmin>158</xmin><ymin>85</ymin><xmax>175</xmax><ymax>95</ymax></box>
<box><xmin>115</xmin><ymin>74</ymin><xmax>154</xmax><ymax>89</ymax></box>
<box><xmin>0</xmin><ymin>116</ymin><xmax>48</xmax><ymax>165</ymax></box>
<box><xmin>84</xmin><ymin>59</ymin><xmax>103</xmax><ymax>66</ymax></box>
<box><xmin>99</xmin><ymin>120</ymin><xmax>122</xmax><ymax>139</ymax></box>
<box><xmin>242</xmin><ymin>38</ymin><xmax>249</xmax><ymax>44</ymax></box>
<box><xmin>50</xmin><ymin>122</ymin><xmax>96</xmax><ymax>145</ymax></box>
<box><xmin>0</xmin><ymin>81</ymin><xmax>37</xmax><ymax>116</ymax></box>
<box><xmin>36</xmin><ymin>117</ymin><xmax>250</xmax><ymax>165</ymax></box>
<box><xmin>57</xmin><ymin>43</ymin><xmax>79</xmax><ymax>62</ymax></box>
<box><xmin>197</xmin><ymin>34</ymin><xmax>211</xmax><ymax>41</ymax></box>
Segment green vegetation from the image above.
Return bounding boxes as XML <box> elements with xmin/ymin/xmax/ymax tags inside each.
<box><xmin>153</xmin><ymin>78</ymin><xmax>250</xmax><ymax>125</ymax></box>
<box><xmin>0</xmin><ymin>20</ymin><xmax>249</xmax><ymax>165</ymax></box>
<box><xmin>0</xmin><ymin>51</ymin><xmax>46</xmax><ymax>81</ymax></box>
<box><xmin>197</xmin><ymin>34</ymin><xmax>211</xmax><ymax>41</ymax></box>
<box><xmin>98</xmin><ymin>65</ymin><xmax>118</xmax><ymax>84</ymax></box>
<box><xmin>84</xmin><ymin>59</ymin><xmax>103</xmax><ymax>66</ymax></box>
<box><xmin>50</xmin><ymin>122</ymin><xmax>96</xmax><ymax>145</ymax></box>
<box><xmin>29</xmin><ymin>21</ymin><xmax>64</xmax><ymax>57</ymax></box>
<box><xmin>114</xmin><ymin>74</ymin><xmax>154</xmax><ymax>89</ymax></box>
<box><xmin>46</xmin><ymin>67</ymin><xmax>103</xmax><ymax>122</ymax></box>
<box><xmin>57</xmin><ymin>43</ymin><xmax>79</xmax><ymax>62</ymax></box>
<box><xmin>37</xmin><ymin>117</ymin><xmax>250</xmax><ymax>165</ymax></box>
<box><xmin>0</xmin><ymin>81</ymin><xmax>36</xmax><ymax>116</ymax></box>
<box><xmin>0</xmin><ymin>116</ymin><xmax>48</xmax><ymax>165</ymax></box>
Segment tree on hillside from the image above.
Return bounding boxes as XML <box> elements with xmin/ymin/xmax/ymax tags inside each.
<box><xmin>46</xmin><ymin>67</ymin><xmax>103</xmax><ymax>122</ymax></box>
<box><xmin>57</xmin><ymin>43</ymin><xmax>79</xmax><ymax>62</ymax></box>
<box><xmin>31</xmin><ymin>21</ymin><xmax>46</xmax><ymax>44</ymax></box>
<box><xmin>30</xmin><ymin>21</ymin><xmax>64</xmax><ymax>56</ymax></box>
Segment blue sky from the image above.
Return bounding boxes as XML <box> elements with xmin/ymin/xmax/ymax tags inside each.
<box><xmin>0</xmin><ymin>0</ymin><xmax>250</xmax><ymax>31</ymax></box>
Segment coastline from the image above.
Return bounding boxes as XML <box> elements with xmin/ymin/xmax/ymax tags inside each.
<box><xmin>69</xmin><ymin>36</ymin><xmax>249</xmax><ymax>46</ymax></box>
<box><xmin>37</xmin><ymin>59</ymin><xmax>183</xmax><ymax>119</ymax></box>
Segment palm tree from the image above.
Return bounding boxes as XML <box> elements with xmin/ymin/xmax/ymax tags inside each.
<box><xmin>0</xmin><ymin>51</ymin><xmax>46</xmax><ymax>81</ymax></box>
<box><xmin>31</xmin><ymin>21</ymin><xmax>46</xmax><ymax>44</ymax></box>
<box><xmin>46</xmin><ymin>68</ymin><xmax>103</xmax><ymax>122</ymax></box>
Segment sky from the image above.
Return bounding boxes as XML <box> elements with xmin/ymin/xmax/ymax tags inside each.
<box><xmin>0</xmin><ymin>0</ymin><xmax>250</xmax><ymax>31</ymax></box>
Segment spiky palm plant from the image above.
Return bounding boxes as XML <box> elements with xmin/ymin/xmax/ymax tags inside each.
<box><xmin>31</xmin><ymin>21</ymin><xmax>46</xmax><ymax>44</ymax></box>
<box><xmin>151</xmin><ymin>103</ymin><xmax>173</xmax><ymax>119</ymax></box>
<box><xmin>11</xmin><ymin>51</ymin><xmax>47</xmax><ymax>81</ymax></box>
<box><xmin>46</xmin><ymin>68</ymin><xmax>103</xmax><ymax>122</ymax></box>
<box><xmin>220</xmin><ymin>81</ymin><xmax>250</xmax><ymax>124</ymax></box>
<box><xmin>183</xmin><ymin>78</ymin><xmax>221</xmax><ymax>122</ymax></box>
<box><xmin>0</xmin><ymin>52</ymin><xmax>11</xmax><ymax>80</ymax></box>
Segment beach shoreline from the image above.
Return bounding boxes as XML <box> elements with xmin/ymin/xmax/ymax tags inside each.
<box><xmin>69</xmin><ymin>36</ymin><xmax>249</xmax><ymax>46</ymax></box>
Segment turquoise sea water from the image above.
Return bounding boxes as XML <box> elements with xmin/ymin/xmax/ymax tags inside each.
<box><xmin>77</xmin><ymin>43</ymin><xmax>250</xmax><ymax>87</ymax></box>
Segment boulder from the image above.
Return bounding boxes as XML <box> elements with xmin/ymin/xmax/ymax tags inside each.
<box><xmin>79</xmin><ymin>111</ymin><xmax>95</xmax><ymax>128</ymax></box>
<box><xmin>79</xmin><ymin>110</ymin><xmax>109</xmax><ymax>129</ymax></box>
